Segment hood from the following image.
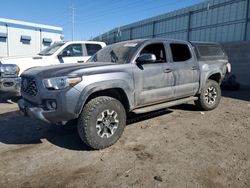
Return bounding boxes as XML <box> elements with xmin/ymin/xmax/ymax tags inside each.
<box><xmin>0</xmin><ymin>55</ymin><xmax>43</xmax><ymax>62</ymax></box>
<box><xmin>0</xmin><ymin>55</ymin><xmax>49</xmax><ymax>75</ymax></box>
<box><xmin>21</xmin><ymin>62</ymin><xmax>115</xmax><ymax>78</ymax></box>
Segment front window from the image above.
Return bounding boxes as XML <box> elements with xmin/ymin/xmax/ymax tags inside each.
<box><xmin>88</xmin><ymin>41</ymin><xmax>141</xmax><ymax>64</ymax></box>
<box><xmin>60</xmin><ymin>44</ymin><xmax>83</xmax><ymax>57</ymax></box>
<box><xmin>38</xmin><ymin>42</ymin><xmax>64</xmax><ymax>56</ymax></box>
<box><xmin>140</xmin><ymin>43</ymin><xmax>167</xmax><ymax>63</ymax></box>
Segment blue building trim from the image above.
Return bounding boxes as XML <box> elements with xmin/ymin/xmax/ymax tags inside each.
<box><xmin>0</xmin><ymin>21</ymin><xmax>62</xmax><ymax>34</ymax></box>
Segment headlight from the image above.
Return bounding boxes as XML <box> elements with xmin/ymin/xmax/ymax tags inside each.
<box><xmin>0</xmin><ymin>64</ymin><xmax>20</xmax><ymax>74</ymax></box>
<box><xmin>16</xmin><ymin>65</ymin><xmax>20</xmax><ymax>74</ymax></box>
<box><xmin>43</xmin><ymin>76</ymin><xmax>82</xmax><ymax>90</ymax></box>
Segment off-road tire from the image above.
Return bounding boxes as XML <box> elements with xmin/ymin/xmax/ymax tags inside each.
<box><xmin>77</xmin><ymin>96</ymin><xmax>126</xmax><ymax>149</ymax></box>
<box><xmin>195</xmin><ymin>79</ymin><xmax>221</xmax><ymax>111</ymax></box>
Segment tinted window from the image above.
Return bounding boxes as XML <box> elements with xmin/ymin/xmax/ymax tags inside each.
<box><xmin>197</xmin><ymin>44</ymin><xmax>224</xmax><ymax>57</ymax></box>
<box><xmin>62</xmin><ymin>44</ymin><xmax>83</xmax><ymax>57</ymax></box>
<box><xmin>140</xmin><ymin>43</ymin><xmax>166</xmax><ymax>63</ymax></box>
<box><xmin>86</xmin><ymin>44</ymin><xmax>102</xmax><ymax>56</ymax></box>
<box><xmin>170</xmin><ymin>43</ymin><xmax>191</xmax><ymax>62</ymax></box>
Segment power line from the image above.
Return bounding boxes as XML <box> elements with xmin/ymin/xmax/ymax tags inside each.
<box><xmin>74</xmin><ymin>0</ymin><xmax>121</xmax><ymax>13</ymax></box>
<box><xmin>75</xmin><ymin>0</ymin><xmax>191</xmax><ymax>25</ymax></box>
<box><xmin>82</xmin><ymin>0</ymin><xmax>198</xmax><ymax>39</ymax></box>
<box><xmin>58</xmin><ymin>0</ymin><xmax>204</xmax><ymax>40</ymax></box>
<box><xmin>75</xmin><ymin>0</ymin><xmax>148</xmax><ymax>23</ymax></box>
<box><xmin>50</xmin><ymin>14</ymin><xmax>70</xmax><ymax>26</ymax></box>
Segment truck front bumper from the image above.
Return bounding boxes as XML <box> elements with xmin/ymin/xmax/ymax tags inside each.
<box><xmin>18</xmin><ymin>99</ymin><xmax>51</xmax><ymax>124</ymax></box>
<box><xmin>18</xmin><ymin>97</ymin><xmax>79</xmax><ymax>124</ymax></box>
<box><xmin>0</xmin><ymin>77</ymin><xmax>21</xmax><ymax>93</ymax></box>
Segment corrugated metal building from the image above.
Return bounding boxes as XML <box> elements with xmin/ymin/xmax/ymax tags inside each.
<box><xmin>0</xmin><ymin>18</ymin><xmax>63</xmax><ymax>58</ymax></box>
<box><xmin>94</xmin><ymin>0</ymin><xmax>250</xmax><ymax>44</ymax></box>
<box><xmin>94</xmin><ymin>0</ymin><xmax>250</xmax><ymax>86</ymax></box>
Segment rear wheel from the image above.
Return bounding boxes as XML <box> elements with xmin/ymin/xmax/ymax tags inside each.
<box><xmin>77</xmin><ymin>96</ymin><xmax>126</xmax><ymax>149</ymax></box>
<box><xmin>195</xmin><ymin>79</ymin><xmax>221</xmax><ymax>111</ymax></box>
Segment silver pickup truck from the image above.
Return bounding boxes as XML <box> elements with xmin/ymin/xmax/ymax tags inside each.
<box><xmin>18</xmin><ymin>39</ymin><xmax>229</xmax><ymax>149</ymax></box>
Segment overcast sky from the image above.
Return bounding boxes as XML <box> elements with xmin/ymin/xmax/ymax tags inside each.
<box><xmin>0</xmin><ymin>0</ymin><xmax>205</xmax><ymax>40</ymax></box>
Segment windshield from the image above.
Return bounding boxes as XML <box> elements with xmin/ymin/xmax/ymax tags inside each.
<box><xmin>88</xmin><ymin>41</ymin><xmax>141</xmax><ymax>64</ymax></box>
<box><xmin>38</xmin><ymin>42</ymin><xmax>64</xmax><ymax>56</ymax></box>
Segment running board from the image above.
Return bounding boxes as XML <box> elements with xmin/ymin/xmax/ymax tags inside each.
<box><xmin>132</xmin><ymin>96</ymin><xmax>198</xmax><ymax>114</ymax></box>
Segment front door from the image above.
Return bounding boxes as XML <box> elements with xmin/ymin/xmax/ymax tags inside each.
<box><xmin>57</xmin><ymin>44</ymin><xmax>89</xmax><ymax>64</ymax></box>
<box><xmin>133</xmin><ymin>42</ymin><xmax>175</xmax><ymax>107</ymax></box>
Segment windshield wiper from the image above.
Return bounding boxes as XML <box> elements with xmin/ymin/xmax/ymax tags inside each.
<box><xmin>38</xmin><ymin>53</ymin><xmax>51</xmax><ymax>56</ymax></box>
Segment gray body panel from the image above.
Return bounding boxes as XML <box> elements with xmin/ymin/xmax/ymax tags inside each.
<box><xmin>18</xmin><ymin>39</ymin><xmax>228</xmax><ymax>124</ymax></box>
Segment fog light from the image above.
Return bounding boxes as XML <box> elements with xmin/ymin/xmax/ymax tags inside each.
<box><xmin>45</xmin><ymin>100</ymin><xmax>57</xmax><ymax>110</ymax></box>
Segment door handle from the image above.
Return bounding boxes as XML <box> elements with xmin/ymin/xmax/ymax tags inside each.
<box><xmin>191</xmin><ymin>66</ymin><xmax>198</xmax><ymax>70</ymax></box>
<box><xmin>163</xmin><ymin>69</ymin><xmax>172</xmax><ymax>73</ymax></box>
<box><xmin>77</xmin><ymin>61</ymin><xmax>85</xmax><ymax>63</ymax></box>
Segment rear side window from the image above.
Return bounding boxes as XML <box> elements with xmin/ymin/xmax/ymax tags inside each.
<box><xmin>170</xmin><ymin>43</ymin><xmax>192</xmax><ymax>62</ymax></box>
<box><xmin>197</xmin><ymin>44</ymin><xmax>224</xmax><ymax>57</ymax></box>
<box><xmin>86</xmin><ymin>44</ymin><xmax>102</xmax><ymax>56</ymax></box>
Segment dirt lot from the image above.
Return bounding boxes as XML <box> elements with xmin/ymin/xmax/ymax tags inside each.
<box><xmin>0</xmin><ymin>88</ymin><xmax>250</xmax><ymax>188</ymax></box>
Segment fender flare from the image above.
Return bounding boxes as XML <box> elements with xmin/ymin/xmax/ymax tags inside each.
<box><xmin>198</xmin><ymin>70</ymin><xmax>223</xmax><ymax>93</ymax></box>
<box><xmin>74</xmin><ymin>80</ymin><xmax>134</xmax><ymax>115</ymax></box>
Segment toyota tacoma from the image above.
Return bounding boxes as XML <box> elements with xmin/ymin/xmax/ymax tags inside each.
<box><xmin>18</xmin><ymin>39</ymin><xmax>230</xmax><ymax>149</ymax></box>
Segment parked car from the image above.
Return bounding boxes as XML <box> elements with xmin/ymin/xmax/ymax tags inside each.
<box><xmin>18</xmin><ymin>38</ymin><xmax>230</xmax><ymax>149</ymax></box>
<box><xmin>0</xmin><ymin>41</ymin><xmax>106</xmax><ymax>93</ymax></box>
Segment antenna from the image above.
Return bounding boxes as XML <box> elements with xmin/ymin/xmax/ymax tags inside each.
<box><xmin>70</xmin><ymin>5</ymin><xmax>75</xmax><ymax>41</ymax></box>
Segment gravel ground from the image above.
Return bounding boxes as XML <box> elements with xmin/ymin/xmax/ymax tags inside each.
<box><xmin>0</xmin><ymin>88</ymin><xmax>250</xmax><ymax>188</ymax></box>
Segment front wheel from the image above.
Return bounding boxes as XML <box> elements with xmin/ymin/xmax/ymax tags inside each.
<box><xmin>77</xmin><ymin>96</ymin><xmax>126</xmax><ymax>149</ymax></box>
<box><xmin>195</xmin><ymin>79</ymin><xmax>221</xmax><ymax>111</ymax></box>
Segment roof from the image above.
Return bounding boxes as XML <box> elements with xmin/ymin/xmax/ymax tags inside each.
<box><xmin>110</xmin><ymin>38</ymin><xmax>190</xmax><ymax>44</ymax></box>
<box><xmin>0</xmin><ymin>18</ymin><xmax>62</xmax><ymax>33</ymax></box>
<box><xmin>66</xmin><ymin>41</ymin><xmax>106</xmax><ymax>44</ymax></box>
<box><xmin>191</xmin><ymin>41</ymin><xmax>220</xmax><ymax>45</ymax></box>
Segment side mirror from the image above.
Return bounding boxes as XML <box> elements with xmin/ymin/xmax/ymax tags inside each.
<box><xmin>136</xmin><ymin>53</ymin><xmax>156</xmax><ymax>64</ymax></box>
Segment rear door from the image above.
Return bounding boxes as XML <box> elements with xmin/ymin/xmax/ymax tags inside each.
<box><xmin>167</xmin><ymin>42</ymin><xmax>199</xmax><ymax>99</ymax></box>
<box><xmin>85</xmin><ymin>43</ymin><xmax>103</xmax><ymax>58</ymax></box>
<box><xmin>133</xmin><ymin>42</ymin><xmax>175</xmax><ymax>106</ymax></box>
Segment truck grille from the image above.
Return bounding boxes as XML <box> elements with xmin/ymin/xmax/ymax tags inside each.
<box><xmin>21</xmin><ymin>76</ymin><xmax>38</xmax><ymax>96</ymax></box>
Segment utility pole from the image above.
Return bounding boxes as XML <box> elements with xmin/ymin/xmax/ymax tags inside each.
<box><xmin>70</xmin><ymin>5</ymin><xmax>75</xmax><ymax>41</ymax></box>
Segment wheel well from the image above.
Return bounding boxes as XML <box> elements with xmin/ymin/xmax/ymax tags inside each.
<box><xmin>208</xmin><ymin>73</ymin><xmax>221</xmax><ymax>83</ymax></box>
<box><xmin>85</xmin><ymin>88</ymin><xmax>130</xmax><ymax>113</ymax></box>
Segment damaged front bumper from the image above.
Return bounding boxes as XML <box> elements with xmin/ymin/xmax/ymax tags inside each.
<box><xmin>18</xmin><ymin>99</ymin><xmax>52</xmax><ymax>124</ymax></box>
<box><xmin>18</xmin><ymin>97</ymin><xmax>79</xmax><ymax>125</ymax></box>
